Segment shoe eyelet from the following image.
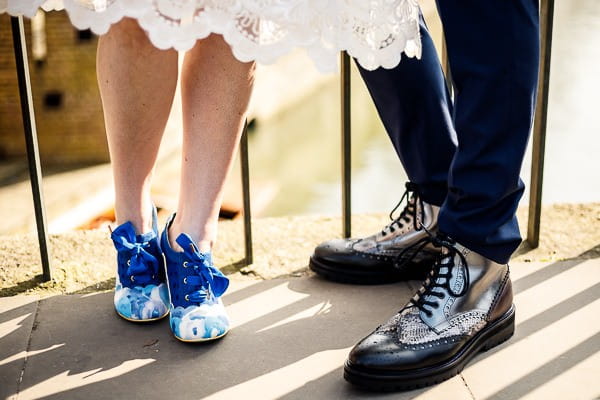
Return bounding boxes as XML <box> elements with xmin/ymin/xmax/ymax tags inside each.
<box><xmin>184</xmin><ymin>294</ymin><xmax>190</xmax><ymax>302</ymax></box>
<box><xmin>126</xmin><ymin>259</ymin><xmax>131</xmax><ymax>266</ymax></box>
<box><xmin>183</xmin><ymin>261</ymin><xmax>189</xmax><ymax>268</ymax></box>
<box><xmin>130</xmin><ymin>275</ymin><xmax>135</xmax><ymax>282</ymax></box>
<box><xmin>183</xmin><ymin>277</ymin><xmax>188</xmax><ymax>284</ymax></box>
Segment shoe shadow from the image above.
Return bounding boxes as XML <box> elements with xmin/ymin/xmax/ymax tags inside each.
<box><xmin>2</xmin><ymin>276</ymin><xmax>415</xmax><ymax>399</ymax></box>
<box><xmin>2</xmin><ymin>245</ymin><xmax>599</xmax><ymax>400</ymax></box>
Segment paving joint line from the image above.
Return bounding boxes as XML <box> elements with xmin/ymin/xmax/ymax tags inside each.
<box><xmin>460</xmin><ymin>373</ymin><xmax>476</xmax><ymax>400</ymax></box>
<box><xmin>15</xmin><ymin>298</ymin><xmax>41</xmax><ymax>399</ymax></box>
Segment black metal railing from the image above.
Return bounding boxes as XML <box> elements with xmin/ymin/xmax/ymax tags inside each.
<box><xmin>11</xmin><ymin>0</ymin><xmax>554</xmax><ymax>281</ymax></box>
<box><xmin>528</xmin><ymin>0</ymin><xmax>555</xmax><ymax>247</ymax></box>
<box><xmin>340</xmin><ymin>52</ymin><xmax>352</xmax><ymax>239</ymax></box>
<box><xmin>339</xmin><ymin>0</ymin><xmax>555</xmax><ymax>240</ymax></box>
<box><xmin>11</xmin><ymin>16</ymin><xmax>52</xmax><ymax>281</ymax></box>
<box><xmin>240</xmin><ymin>122</ymin><xmax>253</xmax><ymax>264</ymax></box>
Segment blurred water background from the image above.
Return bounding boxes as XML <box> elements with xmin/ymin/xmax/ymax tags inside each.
<box><xmin>0</xmin><ymin>0</ymin><xmax>598</xmax><ymax>235</ymax></box>
<box><xmin>247</xmin><ymin>0</ymin><xmax>600</xmax><ymax>217</ymax></box>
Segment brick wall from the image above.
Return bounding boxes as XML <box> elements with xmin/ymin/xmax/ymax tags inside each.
<box><xmin>0</xmin><ymin>11</ymin><xmax>109</xmax><ymax>165</ymax></box>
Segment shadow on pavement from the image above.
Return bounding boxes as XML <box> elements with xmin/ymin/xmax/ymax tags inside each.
<box><xmin>0</xmin><ymin>245</ymin><xmax>598</xmax><ymax>399</ymax></box>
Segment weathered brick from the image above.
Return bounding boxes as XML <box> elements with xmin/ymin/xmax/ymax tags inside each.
<box><xmin>0</xmin><ymin>11</ymin><xmax>108</xmax><ymax>165</ymax></box>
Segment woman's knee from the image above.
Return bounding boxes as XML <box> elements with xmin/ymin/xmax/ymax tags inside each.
<box><xmin>105</xmin><ymin>17</ymin><xmax>151</xmax><ymax>47</ymax></box>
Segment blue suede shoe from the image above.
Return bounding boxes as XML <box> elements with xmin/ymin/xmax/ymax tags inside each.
<box><xmin>110</xmin><ymin>208</ymin><xmax>170</xmax><ymax>322</ymax></box>
<box><xmin>161</xmin><ymin>214</ymin><xmax>230</xmax><ymax>342</ymax></box>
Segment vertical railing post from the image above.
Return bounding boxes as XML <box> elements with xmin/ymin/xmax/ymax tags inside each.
<box><xmin>341</xmin><ymin>52</ymin><xmax>352</xmax><ymax>238</ymax></box>
<box><xmin>528</xmin><ymin>0</ymin><xmax>555</xmax><ymax>248</ymax></box>
<box><xmin>240</xmin><ymin>120</ymin><xmax>253</xmax><ymax>265</ymax></box>
<box><xmin>11</xmin><ymin>16</ymin><xmax>52</xmax><ymax>281</ymax></box>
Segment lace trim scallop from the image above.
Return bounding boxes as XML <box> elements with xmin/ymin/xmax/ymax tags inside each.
<box><xmin>0</xmin><ymin>0</ymin><xmax>422</xmax><ymax>72</ymax></box>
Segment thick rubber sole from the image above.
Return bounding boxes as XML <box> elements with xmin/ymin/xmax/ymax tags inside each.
<box><xmin>309</xmin><ymin>256</ymin><xmax>431</xmax><ymax>285</ymax></box>
<box><xmin>344</xmin><ymin>306</ymin><xmax>516</xmax><ymax>391</ymax></box>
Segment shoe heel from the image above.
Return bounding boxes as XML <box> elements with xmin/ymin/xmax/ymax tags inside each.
<box><xmin>482</xmin><ymin>306</ymin><xmax>515</xmax><ymax>352</ymax></box>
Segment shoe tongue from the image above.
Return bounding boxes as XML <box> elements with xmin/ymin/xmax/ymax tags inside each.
<box><xmin>112</xmin><ymin>221</ymin><xmax>156</xmax><ymax>244</ymax></box>
<box><xmin>430</xmin><ymin>247</ymin><xmax>455</xmax><ymax>287</ymax></box>
<box><xmin>175</xmin><ymin>234</ymin><xmax>212</xmax><ymax>263</ymax></box>
<box><xmin>379</xmin><ymin>197</ymin><xmax>420</xmax><ymax>239</ymax></box>
<box><xmin>112</xmin><ymin>221</ymin><xmax>135</xmax><ymax>238</ymax></box>
<box><xmin>175</xmin><ymin>233</ymin><xmax>198</xmax><ymax>253</ymax></box>
<box><xmin>434</xmin><ymin>248</ymin><xmax>467</xmax><ymax>292</ymax></box>
<box><xmin>439</xmin><ymin>246</ymin><xmax>452</xmax><ymax>264</ymax></box>
<box><xmin>137</xmin><ymin>230</ymin><xmax>157</xmax><ymax>243</ymax></box>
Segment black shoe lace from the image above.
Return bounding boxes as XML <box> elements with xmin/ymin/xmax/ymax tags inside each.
<box><xmin>381</xmin><ymin>182</ymin><xmax>424</xmax><ymax>236</ymax></box>
<box><xmin>400</xmin><ymin>233</ymin><xmax>471</xmax><ymax>317</ymax></box>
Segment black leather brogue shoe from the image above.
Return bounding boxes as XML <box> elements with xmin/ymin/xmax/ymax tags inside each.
<box><xmin>309</xmin><ymin>182</ymin><xmax>441</xmax><ymax>284</ymax></box>
<box><xmin>344</xmin><ymin>235</ymin><xmax>515</xmax><ymax>390</ymax></box>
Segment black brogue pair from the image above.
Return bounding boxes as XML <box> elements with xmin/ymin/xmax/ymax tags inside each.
<box><xmin>310</xmin><ymin>183</ymin><xmax>515</xmax><ymax>391</ymax></box>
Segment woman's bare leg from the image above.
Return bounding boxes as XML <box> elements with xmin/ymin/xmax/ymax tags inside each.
<box><xmin>97</xmin><ymin>18</ymin><xmax>178</xmax><ymax>233</ymax></box>
<box><xmin>170</xmin><ymin>34</ymin><xmax>255</xmax><ymax>252</ymax></box>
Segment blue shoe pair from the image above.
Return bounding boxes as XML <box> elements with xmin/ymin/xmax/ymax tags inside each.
<box><xmin>110</xmin><ymin>210</ymin><xmax>230</xmax><ymax>342</ymax></box>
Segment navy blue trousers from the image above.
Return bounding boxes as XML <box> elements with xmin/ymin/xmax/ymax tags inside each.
<box><xmin>357</xmin><ymin>1</ymin><xmax>540</xmax><ymax>264</ymax></box>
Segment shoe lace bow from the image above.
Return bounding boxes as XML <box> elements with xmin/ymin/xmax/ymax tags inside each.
<box><xmin>177</xmin><ymin>235</ymin><xmax>229</xmax><ymax>303</ymax></box>
<box><xmin>111</xmin><ymin>222</ymin><xmax>158</xmax><ymax>286</ymax></box>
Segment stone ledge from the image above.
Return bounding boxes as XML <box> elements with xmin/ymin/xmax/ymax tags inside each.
<box><xmin>1</xmin><ymin>204</ymin><xmax>599</xmax><ymax>297</ymax></box>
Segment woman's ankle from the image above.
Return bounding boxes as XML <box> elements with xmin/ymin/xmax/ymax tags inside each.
<box><xmin>114</xmin><ymin>199</ymin><xmax>155</xmax><ymax>235</ymax></box>
<box><xmin>168</xmin><ymin>216</ymin><xmax>214</xmax><ymax>253</ymax></box>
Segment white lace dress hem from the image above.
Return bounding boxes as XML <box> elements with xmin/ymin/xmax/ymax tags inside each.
<box><xmin>1</xmin><ymin>0</ymin><xmax>422</xmax><ymax>72</ymax></box>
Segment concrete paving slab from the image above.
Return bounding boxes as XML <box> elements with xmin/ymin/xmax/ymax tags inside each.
<box><xmin>0</xmin><ymin>296</ymin><xmax>39</xmax><ymax>400</ymax></box>
<box><xmin>5</xmin><ymin>258</ymin><xmax>600</xmax><ymax>400</ymax></box>
<box><xmin>518</xmin><ymin>349</ymin><xmax>600</xmax><ymax>400</ymax></box>
<box><xmin>270</xmin><ymin>371</ymin><xmax>472</xmax><ymax>400</ymax></box>
<box><xmin>462</xmin><ymin>259</ymin><xmax>600</xmax><ymax>400</ymax></box>
<box><xmin>9</xmin><ymin>277</ymin><xmax>471</xmax><ymax>400</ymax></box>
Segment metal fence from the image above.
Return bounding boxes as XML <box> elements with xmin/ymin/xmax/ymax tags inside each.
<box><xmin>10</xmin><ymin>0</ymin><xmax>555</xmax><ymax>281</ymax></box>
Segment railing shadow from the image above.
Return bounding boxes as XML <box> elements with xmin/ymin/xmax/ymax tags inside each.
<box><xmin>279</xmin><ymin>245</ymin><xmax>600</xmax><ymax>399</ymax></box>
<box><xmin>0</xmin><ymin>276</ymin><xmax>414</xmax><ymax>399</ymax></box>
<box><xmin>0</xmin><ymin>245</ymin><xmax>598</xmax><ymax>399</ymax></box>
<box><xmin>0</xmin><ymin>274</ymin><xmax>45</xmax><ymax>297</ymax></box>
